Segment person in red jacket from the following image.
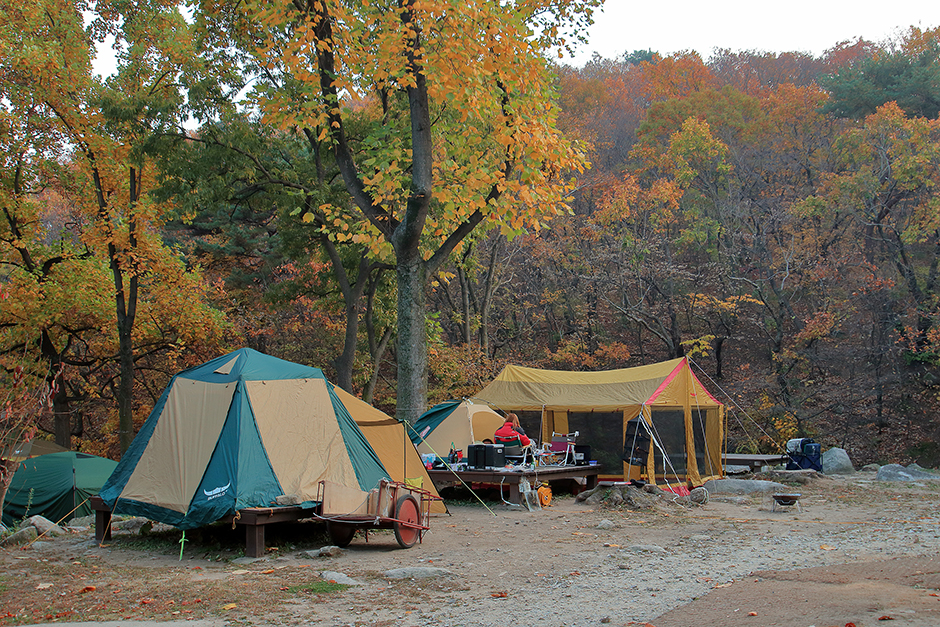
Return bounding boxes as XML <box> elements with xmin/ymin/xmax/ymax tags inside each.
<box><xmin>494</xmin><ymin>413</ymin><xmax>531</xmax><ymax>448</ymax></box>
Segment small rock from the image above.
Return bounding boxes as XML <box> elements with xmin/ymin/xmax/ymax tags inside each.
<box><xmin>70</xmin><ymin>515</ymin><xmax>95</xmax><ymax>527</ymax></box>
<box><xmin>1</xmin><ymin>526</ymin><xmax>38</xmax><ymax>546</ymax></box>
<box><xmin>861</xmin><ymin>463</ymin><xmax>880</xmax><ymax>472</ymax></box>
<box><xmin>230</xmin><ymin>556</ymin><xmax>263</xmax><ymax>565</ymax></box>
<box><xmin>111</xmin><ymin>516</ymin><xmax>151</xmax><ymax>533</ymax></box>
<box><xmin>383</xmin><ymin>567</ymin><xmax>453</xmax><ymax>579</ymax></box>
<box><xmin>596</xmin><ymin>519</ymin><xmax>618</xmax><ymax>530</ymax></box>
<box><xmin>624</xmin><ymin>544</ymin><xmax>666</xmax><ymax>554</ymax></box>
<box><xmin>317</xmin><ymin>546</ymin><xmax>344</xmax><ymax>558</ymax></box>
<box><xmin>320</xmin><ymin>571</ymin><xmax>360</xmax><ymax>585</ymax></box>
<box><xmin>274</xmin><ymin>494</ymin><xmax>302</xmax><ymax>506</ymax></box>
<box><xmin>689</xmin><ymin>487</ymin><xmax>708</xmax><ymax>504</ymax></box>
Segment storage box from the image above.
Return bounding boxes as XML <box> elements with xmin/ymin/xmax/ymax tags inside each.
<box><xmin>468</xmin><ymin>443</ymin><xmax>505</xmax><ymax>469</ymax></box>
<box><xmin>573</xmin><ymin>444</ymin><xmax>591</xmax><ymax>465</ymax></box>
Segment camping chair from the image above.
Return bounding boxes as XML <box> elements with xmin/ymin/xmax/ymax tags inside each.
<box><xmin>548</xmin><ymin>431</ymin><xmax>578</xmax><ymax>465</ymax></box>
<box><xmin>503</xmin><ymin>444</ymin><xmax>531</xmax><ymax>465</ymax></box>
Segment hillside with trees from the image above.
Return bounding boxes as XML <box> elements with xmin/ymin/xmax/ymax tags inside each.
<box><xmin>1</xmin><ymin>2</ymin><xmax>938</xmax><ymax>470</ymax></box>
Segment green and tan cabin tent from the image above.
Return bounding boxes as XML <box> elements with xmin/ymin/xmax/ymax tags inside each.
<box><xmin>474</xmin><ymin>357</ymin><xmax>725</xmax><ymax>487</ymax></box>
<box><xmin>99</xmin><ymin>348</ymin><xmax>413</xmax><ymax>529</ymax></box>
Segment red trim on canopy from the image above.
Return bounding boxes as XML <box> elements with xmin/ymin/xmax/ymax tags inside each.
<box><xmin>690</xmin><ymin>369</ymin><xmax>721</xmax><ymax>404</ymax></box>
<box><xmin>647</xmin><ymin>358</ymin><xmax>687</xmax><ymax>402</ymax></box>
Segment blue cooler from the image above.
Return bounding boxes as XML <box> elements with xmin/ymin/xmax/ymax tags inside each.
<box><xmin>786</xmin><ymin>439</ymin><xmax>822</xmax><ymax>471</ymax></box>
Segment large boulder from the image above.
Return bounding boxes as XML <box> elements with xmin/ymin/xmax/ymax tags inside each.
<box><xmin>822</xmin><ymin>447</ymin><xmax>855</xmax><ymax>474</ymax></box>
<box><xmin>876</xmin><ymin>463</ymin><xmax>940</xmax><ymax>482</ymax></box>
<box><xmin>27</xmin><ymin>515</ymin><xmax>65</xmax><ymax>537</ymax></box>
<box><xmin>1</xmin><ymin>526</ymin><xmax>37</xmax><ymax>546</ymax></box>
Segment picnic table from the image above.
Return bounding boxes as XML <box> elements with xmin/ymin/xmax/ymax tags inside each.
<box><xmin>722</xmin><ymin>453</ymin><xmax>789</xmax><ymax>472</ymax></box>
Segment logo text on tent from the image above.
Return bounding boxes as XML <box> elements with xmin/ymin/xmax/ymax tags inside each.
<box><xmin>204</xmin><ymin>482</ymin><xmax>232</xmax><ymax>501</ymax></box>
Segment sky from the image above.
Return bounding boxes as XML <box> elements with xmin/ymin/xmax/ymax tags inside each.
<box><xmin>566</xmin><ymin>0</ymin><xmax>940</xmax><ymax>66</ymax></box>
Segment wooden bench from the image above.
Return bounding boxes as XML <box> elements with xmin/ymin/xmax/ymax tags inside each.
<box><xmin>723</xmin><ymin>454</ymin><xmax>790</xmax><ymax>473</ymax></box>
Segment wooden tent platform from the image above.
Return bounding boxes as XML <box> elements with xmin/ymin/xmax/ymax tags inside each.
<box><xmin>426</xmin><ymin>464</ymin><xmax>600</xmax><ymax>504</ymax></box>
<box><xmin>89</xmin><ymin>496</ymin><xmax>314</xmax><ymax>557</ymax></box>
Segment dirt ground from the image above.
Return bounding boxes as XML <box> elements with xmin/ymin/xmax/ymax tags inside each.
<box><xmin>2</xmin><ymin>471</ymin><xmax>940</xmax><ymax>627</ymax></box>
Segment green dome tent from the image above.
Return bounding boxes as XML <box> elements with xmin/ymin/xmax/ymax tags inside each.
<box><xmin>2</xmin><ymin>452</ymin><xmax>117</xmax><ymax>527</ymax></box>
<box><xmin>1</xmin><ymin>438</ymin><xmax>68</xmax><ymax>462</ymax></box>
<box><xmin>99</xmin><ymin>348</ymin><xmax>392</xmax><ymax>530</ymax></box>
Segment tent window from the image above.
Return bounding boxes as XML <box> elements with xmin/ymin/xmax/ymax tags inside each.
<box><xmin>694</xmin><ymin>407</ymin><xmax>720</xmax><ymax>476</ymax></box>
<box><xmin>650</xmin><ymin>409</ymin><xmax>688</xmax><ymax>475</ymax></box>
<box><xmin>516</xmin><ymin>411</ymin><xmax>541</xmax><ymax>442</ymax></box>
<box><xmin>566</xmin><ymin>412</ymin><xmax>622</xmax><ymax>469</ymax></box>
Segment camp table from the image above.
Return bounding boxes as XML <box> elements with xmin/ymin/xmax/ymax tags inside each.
<box><xmin>319</xmin><ymin>478</ymin><xmax>438</xmax><ymax>549</ymax></box>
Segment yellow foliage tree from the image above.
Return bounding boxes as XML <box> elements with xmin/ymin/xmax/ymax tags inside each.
<box><xmin>206</xmin><ymin>0</ymin><xmax>599</xmax><ymax>421</ymax></box>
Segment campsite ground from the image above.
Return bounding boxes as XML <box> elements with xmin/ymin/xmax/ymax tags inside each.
<box><xmin>2</xmin><ymin>470</ymin><xmax>940</xmax><ymax>627</ymax></box>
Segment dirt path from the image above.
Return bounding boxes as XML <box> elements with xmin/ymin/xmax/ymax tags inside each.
<box><xmin>3</xmin><ymin>472</ymin><xmax>939</xmax><ymax>627</ymax></box>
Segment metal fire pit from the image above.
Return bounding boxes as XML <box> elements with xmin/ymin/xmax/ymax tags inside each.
<box><xmin>771</xmin><ymin>492</ymin><xmax>802</xmax><ymax>512</ymax></box>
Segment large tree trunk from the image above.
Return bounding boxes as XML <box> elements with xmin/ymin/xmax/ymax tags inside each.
<box><xmin>324</xmin><ymin>242</ymin><xmax>370</xmax><ymax>393</ymax></box>
<box><xmin>39</xmin><ymin>330</ymin><xmax>71</xmax><ymax>449</ymax></box>
<box><xmin>363</xmin><ymin>326</ymin><xmax>392</xmax><ymax>405</ymax></box>
<box><xmin>458</xmin><ymin>265</ymin><xmax>472</xmax><ymax>346</ymax></box>
<box><xmin>479</xmin><ymin>238</ymin><xmax>501</xmax><ymax>358</ymax></box>
<box><xmin>395</xmin><ymin>257</ymin><xmax>429</xmax><ymax>423</ymax></box>
<box><xmin>116</xmin><ymin>304</ymin><xmax>136</xmax><ymax>453</ymax></box>
<box><xmin>113</xmin><ymin>168</ymin><xmax>140</xmax><ymax>454</ymax></box>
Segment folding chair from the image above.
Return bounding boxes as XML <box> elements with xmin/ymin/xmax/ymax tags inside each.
<box><xmin>503</xmin><ymin>445</ymin><xmax>531</xmax><ymax>465</ymax></box>
<box><xmin>548</xmin><ymin>431</ymin><xmax>578</xmax><ymax>465</ymax></box>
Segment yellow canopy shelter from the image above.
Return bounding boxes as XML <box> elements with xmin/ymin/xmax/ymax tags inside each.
<box><xmin>474</xmin><ymin>357</ymin><xmax>724</xmax><ymax>486</ymax></box>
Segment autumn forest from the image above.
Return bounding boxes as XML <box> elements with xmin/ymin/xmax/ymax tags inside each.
<box><xmin>2</xmin><ymin>1</ymin><xmax>940</xmax><ymax>472</ymax></box>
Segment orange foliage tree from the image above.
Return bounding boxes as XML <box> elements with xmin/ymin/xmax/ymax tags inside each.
<box><xmin>1</xmin><ymin>0</ymin><xmax>228</xmax><ymax>454</ymax></box>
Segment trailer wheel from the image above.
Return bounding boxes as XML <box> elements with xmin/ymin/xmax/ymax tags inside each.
<box><xmin>393</xmin><ymin>494</ymin><xmax>421</xmax><ymax>548</ymax></box>
<box><xmin>327</xmin><ymin>521</ymin><xmax>357</xmax><ymax>547</ymax></box>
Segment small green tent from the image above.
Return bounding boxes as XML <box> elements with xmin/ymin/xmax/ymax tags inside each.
<box><xmin>2</xmin><ymin>452</ymin><xmax>117</xmax><ymax>527</ymax></box>
<box><xmin>99</xmin><ymin>348</ymin><xmax>392</xmax><ymax>530</ymax></box>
